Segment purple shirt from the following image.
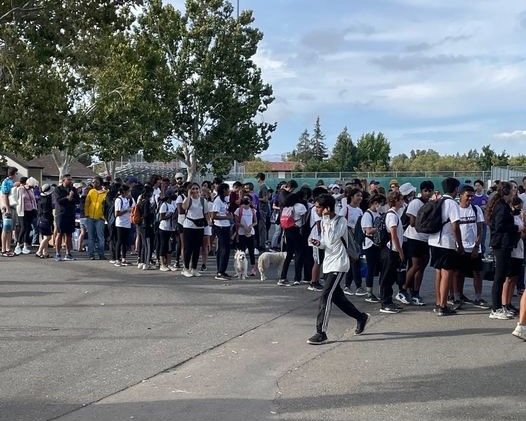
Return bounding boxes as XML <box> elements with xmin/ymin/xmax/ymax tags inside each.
<box><xmin>471</xmin><ymin>193</ymin><xmax>489</xmax><ymax>209</ymax></box>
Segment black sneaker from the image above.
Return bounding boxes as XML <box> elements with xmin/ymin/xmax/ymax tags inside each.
<box><xmin>380</xmin><ymin>305</ymin><xmax>400</xmax><ymax>314</ymax></box>
<box><xmin>355</xmin><ymin>313</ymin><xmax>370</xmax><ymax>335</ymax></box>
<box><xmin>365</xmin><ymin>293</ymin><xmax>380</xmax><ymax>303</ymax></box>
<box><xmin>307</xmin><ymin>332</ymin><xmax>328</xmax><ymax>345</ymax></box>
<box><xmin>200</xmin><ymin>264</ymin><xmax>207</xmax><ymax>271</ymax></box>
<box><xmin>460</xmin><ymin>294</ymin><xmax>473</xmax><ymax>304</ymax></box>
<box><xmin>437</xmin><ymin>306</ymin><xmax>457</xmax><ymax>316</ymax></box>
<box><xmin>451</xmin><ymin>300</ymin><xmax>462</xmax><ymax>311</ymax></box>
<box><xmin>307</xmin><ymin>282</ymin><xmax>324</xmax><ymax>291</ymax></box>
<box><xmin>277</xmin><ymin>279</ymin><xmax>291</xmax><ymax>286</ymax></box>
<box><xmin>214</xmin><ymin>273</ymin><xmax>227</xmax><ymax>281</ymax></box>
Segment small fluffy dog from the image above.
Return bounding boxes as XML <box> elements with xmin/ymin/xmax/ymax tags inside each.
<box><xmin>234</xmin><ymin>249</ymin><xmax>249</xmax><ymax>279</ymax></box>
<box><xmin>257</xmin><ymin>251</ymin><xmax>287</xmax><ymax>281</ymax></box>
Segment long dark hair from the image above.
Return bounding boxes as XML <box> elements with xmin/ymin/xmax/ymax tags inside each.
<box><xmin>485</xmin><ymin>181</ymin><xmax>512</xmax><ymax>223</ymax></box>
<box><xmin>216</xmin><ymin>183</ymin><xmax>230</xmax><ymax>201</ymax></box>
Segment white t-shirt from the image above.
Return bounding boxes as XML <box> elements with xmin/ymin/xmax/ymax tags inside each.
<box><xmin>115</xmin><ymin>196</ymin><xmax>135</xmax><ymax>228</ymax></box>
<box><xmin>339</xmin><ymin>205</ymin><xmax>363</xmax><ymax>230</ymax></box>
<box><xmin>291</xmin><ymin>203</ymin><xmax>307</xmax><ymax>227</ymax></box>
<box><xmin>428</xmin><ymin>196</ymin><xmax>460</xmax><ymax>250</ymax></box>
<box><xmin>212</xmin><ymin>196</ymin><xmax>230</xmax><ymax>227</ymax></box>
<box><xmin>182</xmin><ymin>197</ymin><xmax>207</xmax><ymax>229</ymax></box>
<box><xmin>175</xmin><ymin>194</ymin><xmax>186</xmax><ymax>225</ymax></box>
<box><xmin>512</xmin><ymin>215</ymin><xmax>524</xmax><ymax>259</ymax></box>
<box><xmin>361</xmin><ymin>209</ymin><xmax>379</xmax><ymax>250</ymax></box>
<box><xmin>235</xmin><ymin>206</ymin><xmax>256</xmax><ymax>236</ymax></box>
<box><xmin>386</xmin><ymin>209</ymin><xmax>403</xmax><ymax>252</ymax></box>
<box><xmin>458</xmin><ymin>204</ymin><xmax>484</xmax><ymax>252</ymax></box>
<box><xmin>159</xmin><ymin>201</ymin><xmax>176</xmax><ymax>231</ymax></box>
<box><xmin>403</xmin><ymin>198</ymin><xmax>429</xmax><ymax>242</ymax></box>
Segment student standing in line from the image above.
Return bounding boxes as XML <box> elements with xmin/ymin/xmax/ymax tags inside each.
<box><xmin>307</xmin><ymin>193</ymin><xmax>370</xmax><ymax>345</ymax></box>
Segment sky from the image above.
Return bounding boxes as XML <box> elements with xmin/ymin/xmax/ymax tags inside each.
<box><xmin>167</xmin><ymin>0</ymin><xmax>526</xmax><ymax>161</ymax></box>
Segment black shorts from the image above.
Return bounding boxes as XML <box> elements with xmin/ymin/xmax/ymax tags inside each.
<box><xmin>430</xmin><ymin>246</ymin><xmax>459</xmax><ymax>270</ymax></box>
<box><xmin>406</xmin><ymin>238</ymin><xmax>430</xmax><ymax>259</ymax></box>
<box><xmin>55</xmin><ymin>214</ymin><xmax>75</xmax><ymax>234</ymax></box>
<box><xmin>459</xmin><ymin>252</ymin><xmax>482</xmax><ymax>277</ymax></box>
<box><xmin>507</xmin><ymin>257</ymin><xmax>523</xmax><ymax>278</ymax></box>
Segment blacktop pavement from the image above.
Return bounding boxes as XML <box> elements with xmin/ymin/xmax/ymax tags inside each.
<box><xmin>0</xmin><ymin>250</ymin><xmax>525</xmax><ymax>421</ymax></box>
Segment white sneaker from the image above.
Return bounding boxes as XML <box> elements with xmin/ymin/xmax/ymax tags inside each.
<box><xmin>254</xmin><ymin>248</ymin><xmax>260</xmax><ymax>255</ymax></box>
<box><xmin>489</xmin><ymin>308</ymin><xmax>511</xmax><ymax>320</ymax></box>
<box><xmin>14</xmin><ymin>244</ymin><xmax>22</xmax><ymax>255</ymax></box>
<box><xmin>343</xmin><ymin>287</ymin><xmax>354</xmax><ymax>296</ymax></box>
<box><xmin>159</xmin><ymin>265</ymin><xmax>170</xmax><ymax>272</ymax></box>
<box><xmin>182</xmin><ymin>269</ymin><xmax>194</xmax><ymax>278</ymax></box>
<box><xmin>137</xmin><ymin>263</ymin><xmax>145</xmax><ymax>270</ymax></box>
<box><xmin>191</xmin><ymin>269</ymin><xmax>202</xmax><ymax>277</ymax></box>
<box><xmin>22</xmin><ymin>245</ymin><xmax>31</xmax><ymax>254</ymax></box>
<box><xmin>512</xmin><ymin>324</ymin><xmax>526</xmax><ymax>341</ymax></box>
<box><xmin>169</xmin><ymin>265</ymin><xmax>178</xmax><ymax>272</ymax></box>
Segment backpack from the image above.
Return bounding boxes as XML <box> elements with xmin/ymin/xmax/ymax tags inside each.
<box><xmin>400</xmin><ymin>205</ymin><xmax>410</xmax><ymax>230</ymax></box>
<box><xmin>337</xmin><ymin>217</ymin><xmax>360</xmax><ymax>262</ymax></box>
<box><xmin>354</xmin><ymin>214</ymin><xmax>366</xmax><ymax>247</ymax></box>
<box><xmin>415</xmin><ymin>197</ymin><xmax>451</xmax><ymax>234</ymax></box>
<box><xmin>280</xmin><ymin>206</ymin><xmax>296</xmax><ymax>229</ymax></box>
<box><xmin>103</xmin><ymin>194</ymin><xmax>117</xmax><ymax>226</ymax></box>
<box><xmin>131</xmin><ymin>201</ymin><xmax>143</xmax><ymax>225</ymax></box>
<box><xmin>372</xmin><ymin>210</ymin><xmax>396</xmax><ymax>248</ymax></box>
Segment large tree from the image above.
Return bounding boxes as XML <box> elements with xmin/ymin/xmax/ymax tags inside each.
<box><xmin>310</xmin><ymin>116</ymin><xmax>328</xmax><ymax>161</ymax></box>
<box><xmin>288</xmin><ymin>129</ymin><xmax>311</xmax><ymax>163</ymax></box>
<box><xmin>136</xmin><ymin>0</ymin><xmax>276</xmax><ymax>180</ymax></box>
<box><xmin>355</xmin><ymin>131</ymin><xmax>390</xmax><ymax>171</ymax></box>
<box><xmin>0</xmin><ymin>0</ymin><xmax>140</xmax><ymax>176</ymax></box>
<box><xmin>330</xmin><ymin>127</ymin><xmax>356</xmax><ymax>171</ymax></box>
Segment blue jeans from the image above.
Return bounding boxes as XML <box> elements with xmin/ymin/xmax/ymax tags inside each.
<box><xmin>86</xmin><ymin>218</ymin><xmax>106</xmax><ymax>258</ymax></box>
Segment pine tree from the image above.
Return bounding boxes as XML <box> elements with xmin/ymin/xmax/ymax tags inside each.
<box><xmin>291</xmin><ymin>129</ymin><xmax>311</xmax><ymax>163</ymax></box>
<box><xmin>310</xmin><ymin>116</ymin><xmax>328</xmax><ymax>161</ymax></box>
<box><xmin>331</xmin><ymin>127</ymin><xmax>356</xmax><ymax>171</ymax></box>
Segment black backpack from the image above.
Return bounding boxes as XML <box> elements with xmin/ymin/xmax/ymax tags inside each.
<box><xmin>372</xmin><ymin>210</ymin><xmax>396</xmax><ymax>248</ymax></box>
<box><xmin>354</xmin><ymin>214</ymin><xmax>366</xmax><ymax>247</ymax></box>
<box><xmin>415</xmin><ymin>197</ymin><xmax>451</xmax><ymax>234</ymax></box>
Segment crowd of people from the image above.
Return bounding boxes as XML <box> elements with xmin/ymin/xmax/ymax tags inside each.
<box><xmin>1</xmin><ymin>167</ymin><xmax>525</xmax><ymax>343</ymax></box>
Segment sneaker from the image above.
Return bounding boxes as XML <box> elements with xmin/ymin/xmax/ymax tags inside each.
<box><xmin>380</xmin><ymin>305</ymin><xmax>400</xmax><ymax>314</ymax></box>
<box><xmin>214</xmin><ymin>273</ymin><xmax>227</xmax><ymax>281</ymax></box>
<box><xmin>169</xmin><ymin>265</ymin><xmax>178</xmax><ymax>272</ymax></box>
<box><xmin>506</xmin><ymin>304</ymin><xmax>519</xmax><ymax>315</ymax></box>
<box><xmin>355</xmin><ymin>313</ymin><xmax>370</xmax><ymax>335</ymax></box>
<box><xmin>200</xmin><ymin>264</ymin><xmax>207</xmax><ymax>271</ymax></box>
<box><xmin>472</xmin><ymin>298</ymin><xmax>490</xmax><ymax>309</ymax></box>
<box><xmin>503</xmin><ymin>306</ymin><xmax>517</xmax><ymax>319</ymax></box>
<box><xmin>182</xmin><ymin>269</ymin><xmax>194</xmax><ymax>277</ymax></box>
<box><xmin>137</xmin><ymin>263</ymin><xmax>145</xmax><ymax>270</ymax></box>
<box><xmin>437</xmin><ymin>306</ymin><xmax>457</xmax><ymax>316</ymax></box>
<box><xmin>277</xmin><ymin>279</ymin><xmax>291</xmax><ymax>286</ymax></box>
<box><xmin>14</xmin><ymin>244</ymin><xmax>22</xmax><ymax>255</ymax></box>
<box><xmin>109</xmin><ymin>260</ymin><xmax>117</xmax><ymax>264</ymax></box>
<box><xmin>395</xmin><ymin>291</ymin><xmax>411</xmax><ymax>305</ymax></box>
<box><xmin>114</xmin><ymin>261</ymin><xmax>122</xmax><ymax>267</ymax></box>
<box><xmin>191</xmin><ymin>269</ymin><xmax>202</xmax><ymax>277</ymax></box>
<box><xmin>22</xmin><ymin>245</ymin><xmax>31</xmax><ymax>255</ymax></box>
<box><xmin>120</xmin><ymin>260</ymin><xmax>130</xmax><ymax>266</ymax></box>
<box><xmin>343</xmin><ymin>287</ymin><xmax>354</xmax><ymax>296</ymax></box>
<box><xmin>159</xmin><ymin>265</ymin><xmax>170</xmax><ymax>272</ymax></box>
<box><xmin>307</xmin><ymin>282</ymin><xmax>324</xmax><ymax>292</ymax></box>
<box><xmin>63</xmin><ymin>254</ymin><xmax>76</xmax><ymax>261</ymax></box>
<box><xmin>365</xmin><ymin>293</ymin><xmax>381</xmax><ymax>303</ymax></box>
<box><xmin>174</xmin><ymin>262</ymin><xmax>182</xmax><ymax>270</ymax></box>
<box><xmin>54</xmin><ymin>254</ymin><xmax>62</xmax><ymax>262</ymax></box>
<box><xmin>355</xmin><ymin>287</ymin><xmax>368</xmax><ymax>296</ymax></box>
<box><xmin>411</xmin><ymin>296</ymin><xmax>426</xmax><ymax>306</ymax></box>
<box><xmin>460</xmin><ymin>294</ymin><xmax>474</xmax><ymax>304</ymax></box>
<box><xmin>307</xmin><ymin>332</ymin><xmax>328</xmax><ymax>345</ymax></box>
<box><xmin>512</xmin><ymin>324</ymin><xmax>526</xmax><ymax>341</ymax></box>
<box><xmin>254</xmin><ymin>248</ymin><xmax>260</xmax><ymax>255</ymax></box>
<box><xmin>292</xmin><ymin>280</ymin><xmax>301</xmax><ymax>286</ymax></box>
<box><xmin>450</xmin><ymin>300</ymin><xmax>462</xmax><ymax>311</ymax></box>
<box><xmin>489</xmin><ymin>308</ymin><xmax>511</xmax><ymax>320</ymax></box>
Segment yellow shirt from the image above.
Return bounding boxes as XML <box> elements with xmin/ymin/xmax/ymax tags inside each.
<box><xmin>85</xmin><ymin>188</ymin><xmax>108</xmax><ymax>220</ymax></box>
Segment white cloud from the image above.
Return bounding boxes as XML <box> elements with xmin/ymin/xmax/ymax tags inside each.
<box><xmin>494</xmin><ymin>130</ymin><xmax>526</xmax><ymax>139</ymax></box>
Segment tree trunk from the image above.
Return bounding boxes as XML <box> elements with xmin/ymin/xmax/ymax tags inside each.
<box><xmin>51</xmin><ymin>148</ymin><xmax>74</xmax><ymax>180</ymax></box>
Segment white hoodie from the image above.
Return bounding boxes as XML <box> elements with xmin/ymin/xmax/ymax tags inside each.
<box><xmin>319</xmin><ymin>214</ymin><xmax>350</xmax><ymax>273</ymax></box>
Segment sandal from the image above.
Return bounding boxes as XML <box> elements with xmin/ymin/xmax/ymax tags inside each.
<box><xmin>2</xmin><ymin>251</ymin><xmax>14</xmax><ymax>257</ymax></box>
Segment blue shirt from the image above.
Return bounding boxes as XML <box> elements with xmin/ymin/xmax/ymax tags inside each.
<box><xmin>1</xmin><ymin>178</ymin><xmax>14</xmax><ymax>195</ymax></box>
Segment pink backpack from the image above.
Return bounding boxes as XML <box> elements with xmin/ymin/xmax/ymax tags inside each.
<box><xmin>280</xmin><ymin>206</ymin><xmax>295</xmax><ymax>229</ymax></box>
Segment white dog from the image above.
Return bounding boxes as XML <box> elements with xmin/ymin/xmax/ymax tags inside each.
<box><xmin>257</xmin><ymin>251</ymin><xmax>287</xmax><ymax>281</ymax></box>
<box><xmin>234</xmin><ymin>249</ymin><xmax>249</xmax><ymax>279</ymax></box>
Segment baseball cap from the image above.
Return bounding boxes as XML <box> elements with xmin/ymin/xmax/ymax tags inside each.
<box><xmin>370</xmin><ymin>180</ymin><xmax>380</xmax><ymax>185</ymax></box>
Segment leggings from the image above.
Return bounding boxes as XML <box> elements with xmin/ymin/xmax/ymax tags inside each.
<box><xmin>115</xmin><ymin>227</ymin><xmax>130</xmax><ymax>261</ymax></box>
<box><xmin>364</xmin><ymin>245</ymin><xmax>381</xmax><ymax>288</ymax></box>
<box><xmin>238</xmin><ymin>235</ymin><xmax>255</xmax><ymax>265</ymax></box>
<box><xmin>183</xmin><ymin>227</ymin><xmax>204</xmax><ymax>270</ymax></box>
<box><xmin>18</xmin><ymin>209</ymin><xmax>36</xmax><ymax>245</ymax></box>
<box><xmin>492</xmin><ymin>248</ymin><xmax>512</xmax><ymax>310</ymax></box>
<box><xmin>139</xmin><ymin>227</ymin><xmax>153</xmax><ymax>265</ymax></box>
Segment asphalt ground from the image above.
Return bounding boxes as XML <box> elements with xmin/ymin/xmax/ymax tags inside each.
<box><xmin>0</xmin><ymin>250</ymin><xmax>525</xmax><ymax>421</ymax></box>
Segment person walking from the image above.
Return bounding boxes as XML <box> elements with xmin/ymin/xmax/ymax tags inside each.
<box><xmin>307</xmin><ymin>193</ymin><xmax>370</xmax><ymax>345</ymax></box>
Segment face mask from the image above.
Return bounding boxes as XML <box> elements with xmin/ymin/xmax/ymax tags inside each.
<box><xmin>513</xmin><ymin>208</ymin><xmax>521</xmax><ymax>215</ymax></box>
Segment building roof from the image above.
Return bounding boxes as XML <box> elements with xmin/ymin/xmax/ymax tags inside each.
<box><xmin>26</xmin><ymin>156</ymin><xmax>97</xmax><ymax>179</ymax></box>
<box><xmin>268</xmin><ymin>161</ymin><xmax>303</xmax><ymax>172</ymax></box>
<box><xmin>2</xmin><ymin>153</ymin><xmax>44</xmax><ymax>169</ymax></box>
